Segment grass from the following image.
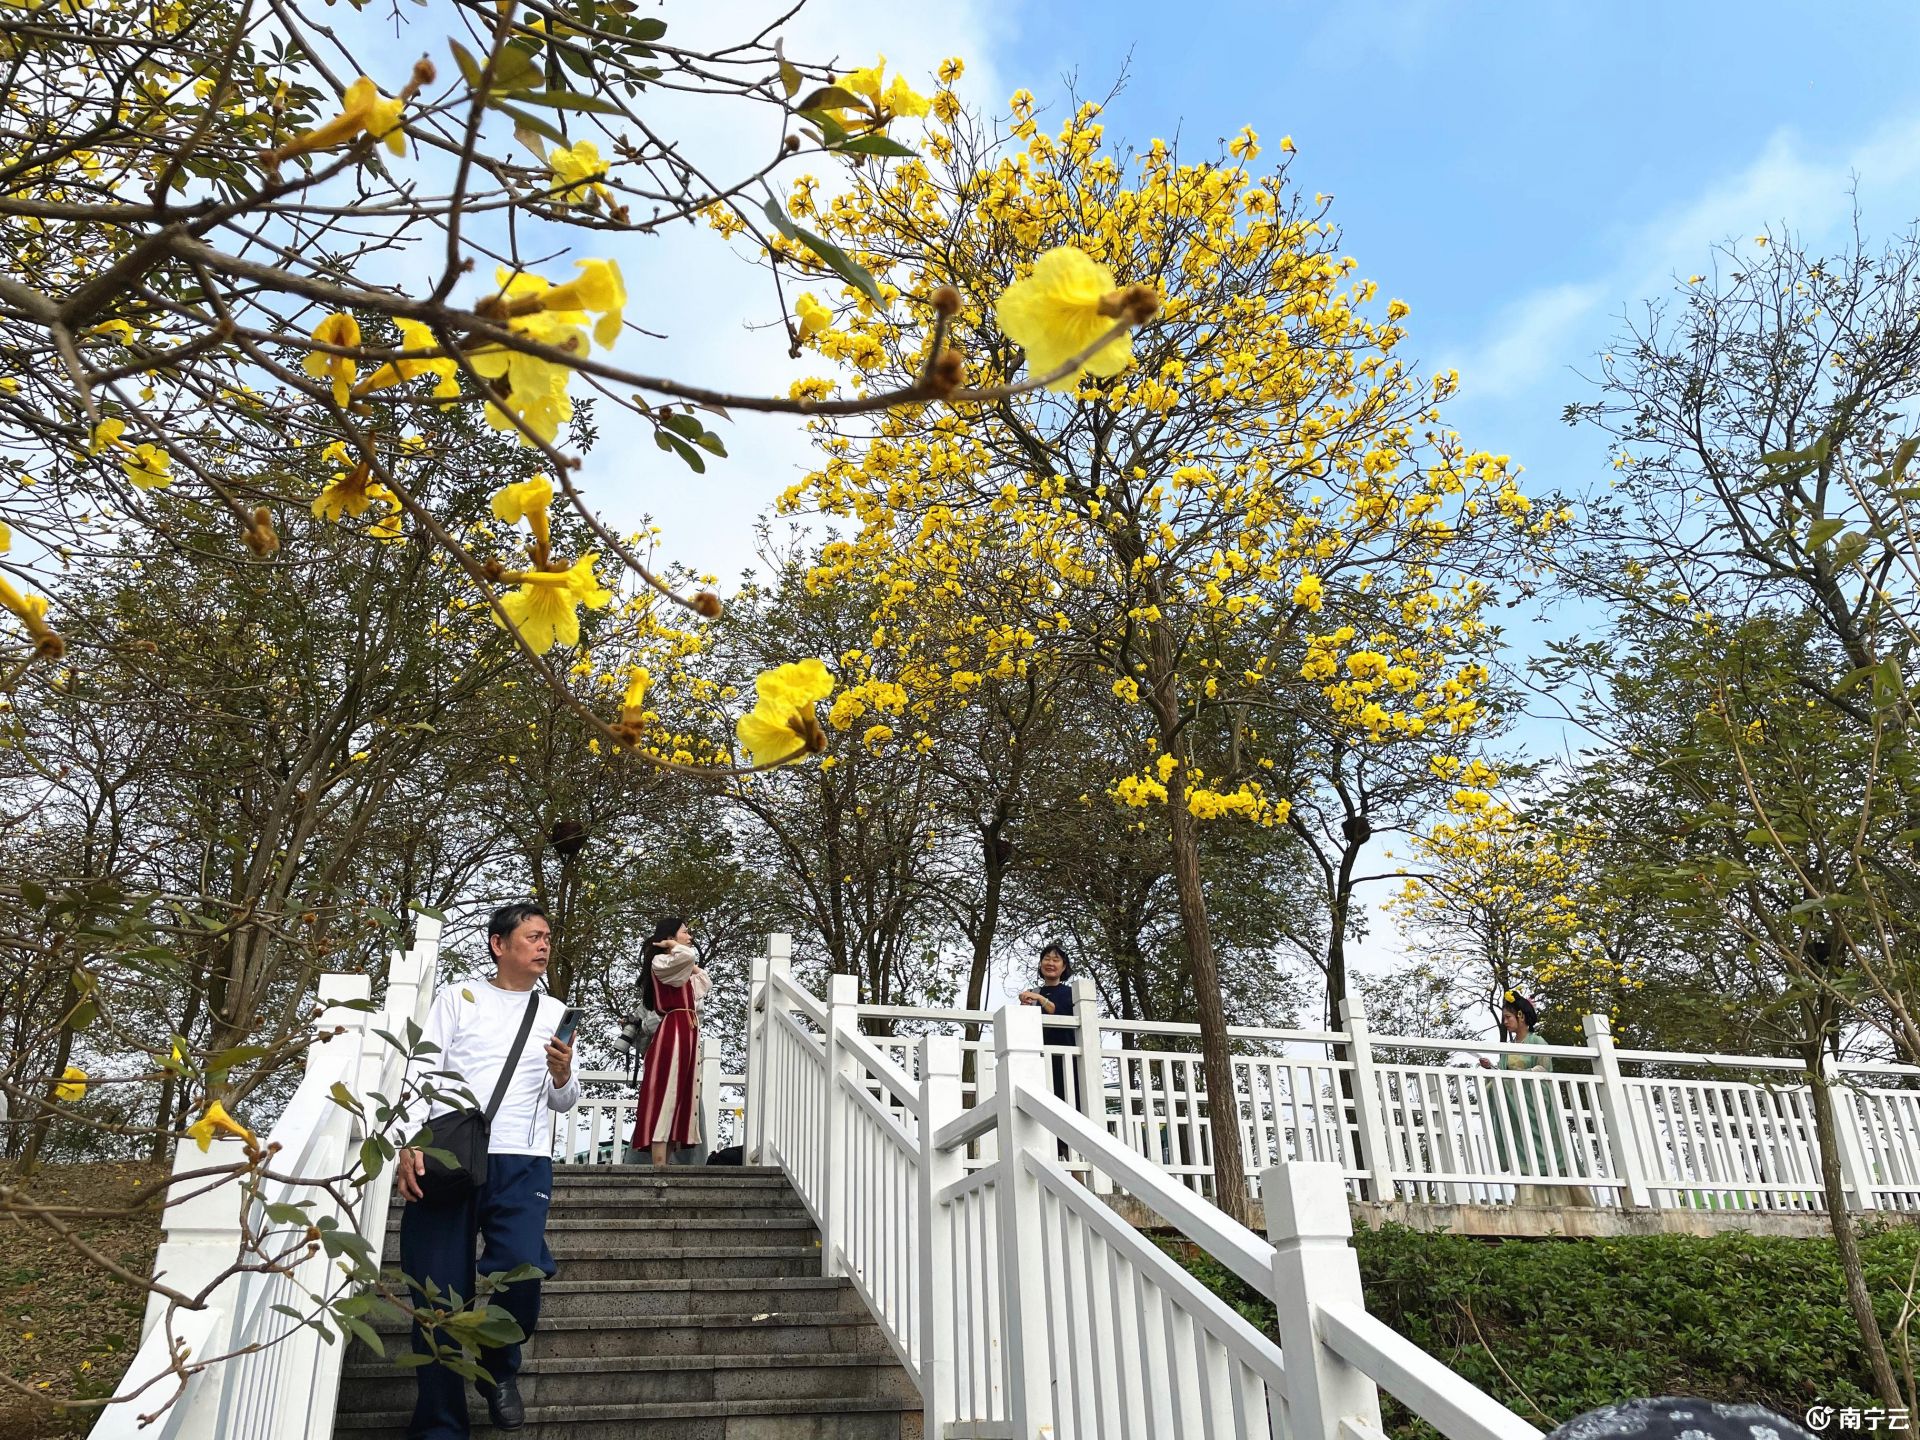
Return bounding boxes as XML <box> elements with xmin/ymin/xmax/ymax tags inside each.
<box><xmin>1167</xmin><ymin>1223</ymin><xmax>1920</xmax><ymax>1437</ymax></box>
<box><xmin>0</xmin><ymin>1162</ymin><xmax>167</xmax><ymax>1440</ymax></box>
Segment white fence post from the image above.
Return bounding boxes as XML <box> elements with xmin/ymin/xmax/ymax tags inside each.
<box><xmin>1821</xmin><ymin>1054</ymin><xmax>1881</xmax><ymax>1212</ymax></box>
<box><xmin>1339</xmin><ymin>995</ymin><xmax>1397</xmax><ymax>1203</ymax></box>
<box><xmin>917</xmin><ymin>1034</ymin><xmax>963</xmax><ymax>1433</ymax></box>
<box><xmin>993</xmin><ymin>1002</ymin><xmax>1056</xmax><ymax>1439</ymax></box>
<box><xmin>1582</xmin><ymin>1013</ymin><xmax>1652</xmax><ymax>1209</ymax></box>
<box><xmin>746</xmin><ymin>934</ymin><xmax>788</xmax><ymax>1162</ymax></box>
<box><xmin>1263</xmin><ymin>1161</ymin><xmax>1385</xmax><ymax>1440</ymax></box>
<box><xmin>820</xmin><ymin>972</ymin><xmax>859</xmax><ymax>1278</ymax></box>
<box><xmin>744</xmin><ymin>952</ymin><xmax>768</xmax><ymax>1161</ymax></box>
<box><xmin>1071</xmin><ymin>974</ymin><xmax>1112</xmax><ymax>1196</ymax></box>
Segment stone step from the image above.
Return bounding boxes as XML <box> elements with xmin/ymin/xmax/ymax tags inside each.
<box><xmin>383</xmin><ymin>1225</ymin><xmax>819</xmax><ymax>1266</ymax></box>
<box><xmin>386</xmin><ymin>1210</ymin><xmax>816</xmax><ymax>1240</ymax></box>
<box><xmin>505</xmin><ymin>1276</ymin><xmax>869</xmax><ymax>1320</ymax></box>
<box><xmin>518</xmin><ymin>1245</ymin><xmax>825</xmax><ymax>1283</ymax></box>
<box><xmin>548</xmin><ymin>1165</ymin><xmax>792</xmax><ymax>1185</ymax></box>
<box><xmin>333</xmin><ymin>1395</ymin><xmax>921</xmax><ymax>1439</ymax></box>
<box><xmin>361</xmin><ymin>1307</ymin><xmax>892</xmax><ymax>1359</ymax></box>
<box><xmin>337</xmin><ymin>1351</ymin><xmax>920</xmax><ymax>1411</ymax></box>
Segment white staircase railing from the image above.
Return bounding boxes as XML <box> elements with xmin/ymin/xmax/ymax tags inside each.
<box><xmin>747</xmin><ymin>942</ymin><xmax>1542</xmax><ymax>1440</ymax></box>
<box><xmin>89</xmin><ymin>918</ymin><xmax>440</xmax><ymax>1440</ymax></box>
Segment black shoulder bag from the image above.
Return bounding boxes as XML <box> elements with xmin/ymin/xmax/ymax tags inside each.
<box><xmin>414</xmin><ymin>990</ymin><xmax>542</xmax><ymax>1206</ymax></box>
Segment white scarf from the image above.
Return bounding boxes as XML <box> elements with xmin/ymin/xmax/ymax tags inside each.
<box><xmin>652</xmin><ymin>943</ymin><xmax>711</xmax><ymax>1005</ymax></box>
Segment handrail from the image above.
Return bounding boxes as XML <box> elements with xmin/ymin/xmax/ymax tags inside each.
<box><xmin>769</xmin><ymin>966</ymin><xmax>829</xmax><ymax>1026</ymax></box>
<box><xmin>838</xmin><ymin>1068</ymin><xmax>920</xmax><ymax>1158</ymax></box>
<box><xmin>834</xmin><ymin>1025</ymin><xmax>924</xmax><ymax>1113</ymax></box>
<box><xmin>1613</xmin><ymin>1048</ymin><xmax>1811</xmax><ymax>1071</ymax></box>
<box><xmin>1317</xmin><ymin>1301</ymin><xmax>1539</xmax><ymax>1440</ymax></box>
<box><xmin>1011</xmin><ymin>1081</ymin><xmax>1278</xmax><ymax>1291</ymax></box>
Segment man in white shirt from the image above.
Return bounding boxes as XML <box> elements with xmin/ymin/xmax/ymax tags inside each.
<box><xmin>396</xmin><ymin>902</ymin><xmax>578</xmax><ymax>1437</ymax></box>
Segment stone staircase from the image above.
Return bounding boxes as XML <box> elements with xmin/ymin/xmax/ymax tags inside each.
<box><xmin>334</xmin><ymin>1166</ymin><xmax>922</xmax><ymax>1440</ymax></box>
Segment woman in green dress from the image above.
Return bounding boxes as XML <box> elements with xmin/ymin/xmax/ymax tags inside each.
<box><xmin>1481</xmin><ymin>990</ymin><xmax>1590</xmax><ymax>1205</ymax></box>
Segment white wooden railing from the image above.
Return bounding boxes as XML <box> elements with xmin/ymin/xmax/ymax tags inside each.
<box><xmin>746</xmin><ymin>939</ymin><xmax>1543</xmax><ymax>1440</ymax></box>
<box><xmin>799</xmin><ymin>951</ymin><xmax>1920</xmax><ymax>1216</ymax></box>
<box><xmin>90</xmin><ymin>917</ymin><xmax>441</xmax><ymax>1440</ymax></box>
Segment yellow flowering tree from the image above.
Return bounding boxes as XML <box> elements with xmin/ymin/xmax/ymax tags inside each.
<box><xmin>1386</xmin><ymin>778</ymin><xmax>1642</xmax><ymax>1032</ymax></box>
<box><xmin>770</xmin><ymin>83</ymin><xmax>1557</xmax><ymax>1220</ymax></box>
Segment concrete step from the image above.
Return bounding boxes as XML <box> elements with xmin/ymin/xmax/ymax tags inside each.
<box><xmin>361</xmin><ymin>1307</ymin><xmax>893</xmax><ymax>1359</ymax></box>
<box><xmin>333</xmin><ymin>1395</ymin><xmax>921</xmax><ymax>1439</ymax></box>
<box><xmin>549</xmin><ymin>1165</ymin><xmax>792</xmax><ymax>1186</ymax></box>
<box><xmin>532</xmin><ymin>1245</ymin><xmax>825</xmax><ymax>1283</ymax></box>
<box><xmin>391</xmin><ymin>1193</ymin><xmax>811</xmax><ymax>1221</ymax></box>
<box><xmin>385</xmin><ymin>1214</ymin><xmax>818</xmax><ymax>1246</ymax></box>
<box><xmin>338</xmin><ymin>1351</ymin><xmax>921</xmax><ymax>1410</ymax></box>
<box><xmin>502</xmin><ymin>1276</ymin><xmax>866</xmax><ymax>1319</ymax></box>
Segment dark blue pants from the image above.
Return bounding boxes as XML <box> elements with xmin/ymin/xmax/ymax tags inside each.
<box><xmin>399</xmin><ymin>1154</ymin><xmax>556</xmax><ymax>1439</ymax></box>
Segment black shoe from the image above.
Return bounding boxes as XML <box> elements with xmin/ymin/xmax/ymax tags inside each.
<box><xmin>482</xmin><ymin>1376</ymin><xmax>525</xmax><ymax>1430</ymax></box>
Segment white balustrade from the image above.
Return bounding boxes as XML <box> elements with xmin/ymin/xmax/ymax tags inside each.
<box><xmin>90</xmin><ymin>917</ymin><xmax>442</xmax><ymax>1440</ymax></box>
<box><xmin>741</xmin><ymin>948</ymin><xmax>1544</xmax><ymax>1440</ymax></box>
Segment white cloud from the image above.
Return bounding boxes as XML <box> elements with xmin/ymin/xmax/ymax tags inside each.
<box><xmin>1447</xmin><ymin>109</ymin><xmax>1920</xmax><ymax>407</ymax></box>
<box><xmin>1452</xmin><ymin>282</ymin><xmax>1605</xmax><ymax>402</ymax></box>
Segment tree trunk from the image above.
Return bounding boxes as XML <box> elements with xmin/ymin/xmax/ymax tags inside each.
<box><xmin>15</xmin><ymin>972</ymin><xmax>80</xmax><ymax>1179</ymax></box>
<box><xmin>1164</xmin><ymin>763</ymin><xmax>1250</xmax><ymax>1225</ymax></box>
<box><xmin>1808</xmin><ymin>1054</ymin><xmax>1902</xmax><ymax>1406</ymax></box>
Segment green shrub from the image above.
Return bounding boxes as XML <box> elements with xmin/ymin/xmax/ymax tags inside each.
<box><xmin>1165</xmin><ymin>1224</ymin><xmax>1920</xmax><ymax>1437</ymax></box>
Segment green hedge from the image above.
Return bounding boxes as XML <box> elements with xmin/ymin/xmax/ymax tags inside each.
<box><xmin>1168</xmin><ymin>1224</ymin><xmax>1920</xmax><ymax>1435</ymax></box>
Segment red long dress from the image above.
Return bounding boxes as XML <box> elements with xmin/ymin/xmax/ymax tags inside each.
<box><xmin>632</xmin><ymin>969</ymin><xmax>699</xmax><ymax>1150</ymax></box>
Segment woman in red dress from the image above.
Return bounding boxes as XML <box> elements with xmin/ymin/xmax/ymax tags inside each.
<box><xmin>632</xmin><ymin>916</ymin><xmax>709</xmax><ymax>1165</ymax></box>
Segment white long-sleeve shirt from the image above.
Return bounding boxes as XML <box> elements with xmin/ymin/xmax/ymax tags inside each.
<box><xmin>412</xmin><ymin>979</ymin><xmax>580</xmax><ymax>1156</ymax></box>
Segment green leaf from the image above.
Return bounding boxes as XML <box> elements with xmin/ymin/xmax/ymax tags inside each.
<box><xmin>493</xmin><ymin>103</ymin><xmax>566</xmax><ymax>146</ymax></box>
<box><xmin>795</xmin><ymin>85</ymin><xmax>861</xmax><ymax>113</ymax></box>
<box><xmin>1805</xmin><ymin>516</ymin><xmax>1845</xmax><ymax>550</ymax></box>
<box><xmin>512</xmin><ymin>88</ymin><xmax>624</xmax><ymax>114</ymax></box>
<box><xmin>835</xmin><ymin>133</ymin><xmax>916</xmax><ymax>158</ymax></box>
<box><xmin>328</xmin><ymin>1082</ymin><xmax>365</xmax><ymax>1116</ymax></box>
<box><xmin>654</xmin><ymin>429</ymin><xmax>706</xmax><ymax>474</ymax></box>
<box><xmin>778</xmin><ymin>59</ymin><xmax>801</xmax><ymax>98</ymax></box>
<box><xmin>1891</xmin><ymin>434</ymin><xmax>1920</xmax><ymax>484</ymax></box>
<box><xmin>760</xmin><ymin>199</ymin><xmax>884</xmax><ymax>307</ymax></box>
<box><xmin>489</xmin><ymin>42</ymin><xmax>543</xmax><ymax>93</ymax></box>
<box><xmin>359</xmin><ymin>1135</ymin><xmax>387</xmax><ymax>1183</ymax></box>
<box><xmin>264</xmin><ymin>1202</ymin><xmax>311</xmax><ymax>1226</ymax></box>
<box><xmin>19</xmin><ymin>881</ymin><xmax>45</xmax><ymax>909</ymax></box>
<box><xmin>448</xmin><ymin>39</ymin><xmax>483</xmax><ymax>88</ymax></box>
<box><xmin>339</xmin><ymin>1314</ymin><xmax>384</xmax><ymax>1357</ymax></box>
<box><xmin>206</xmin><ymin>1045</ymin><xmax>270</xmax><ymax>1072</ymax></box>
<box><xmin>1871</xmin><ymin>655</ymin><xmax>1906</xmax><ymax>706</ymax></box>
<box><xmin>799</xmin><ymin>109</ymin><xmax>851</xmax><ymax>146</ymax></box>
<box><xmin>1833</xmin><ymin>531</ymin><xmax>1870</xmax><ymax>569</ymax></box>
<box><xmin>630</xmin><ymin>16</ymin><xmax>666</xmax><ymax>39</ymax></box>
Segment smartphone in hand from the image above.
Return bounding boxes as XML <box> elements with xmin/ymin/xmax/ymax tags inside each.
<box><xmin>554</xmin><ymin>1007</ymin><xmax>583</xmax><ymax>1045</ymax></box>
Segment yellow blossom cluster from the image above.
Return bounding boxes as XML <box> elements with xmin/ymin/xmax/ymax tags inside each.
<box><xmin>748</xmin><ymin>73</ymin><xmax>1553</xmax><ymax>834</ymax></box>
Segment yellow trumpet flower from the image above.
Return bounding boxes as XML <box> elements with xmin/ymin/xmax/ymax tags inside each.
<box><xmin>186</xmin><ymin>1099</ymin><xmax>256</xmax><ymax>1151</ymax></box>
<box><xmin>735</xmin><ymin>658</ymin><xmax>835</xmax><ymax>768</ymax></box>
